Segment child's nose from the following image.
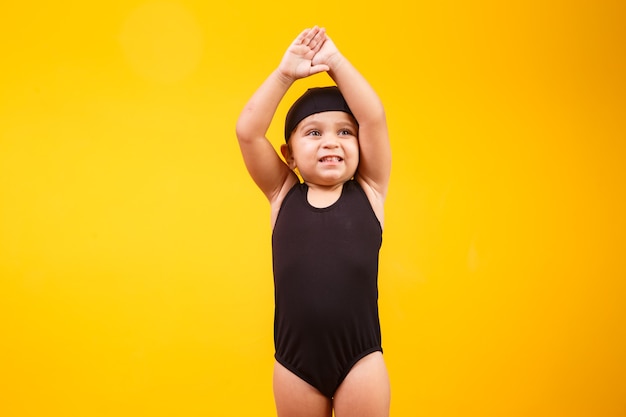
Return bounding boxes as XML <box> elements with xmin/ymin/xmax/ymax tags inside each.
<box><xmin>322</xmin><ymin>135</ymin><xmax>340</xmax><ymax>147</ymax></box>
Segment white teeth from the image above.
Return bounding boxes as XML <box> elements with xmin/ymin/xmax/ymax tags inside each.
<box><xmin>320</xmin><ymin>156</ymin><xmax>341</xmax><ymax>162</ymax></box>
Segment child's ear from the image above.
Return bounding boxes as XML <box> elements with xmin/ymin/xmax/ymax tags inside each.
<box><xmin>280</xmin><ymin>143</ymin><xmax>296</xmax><ymax>169</ymax></box>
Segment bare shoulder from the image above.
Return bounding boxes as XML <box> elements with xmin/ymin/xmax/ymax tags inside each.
<box><xmin>356</xmin><ymin>176</ymin><xmax>387</xmax><ymax>230</ymax></box>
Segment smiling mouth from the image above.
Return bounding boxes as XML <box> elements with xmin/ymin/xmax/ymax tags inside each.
<box><xmin>319</xmin><ymin>156</ymin><xmax>343</xmax><ymax>162</ymax></box>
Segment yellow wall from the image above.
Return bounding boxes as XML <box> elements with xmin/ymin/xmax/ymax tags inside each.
<box><xmin>1</xmin><ymin>1</ymin><xmax>625</xmax><ymax>416</ymax></box>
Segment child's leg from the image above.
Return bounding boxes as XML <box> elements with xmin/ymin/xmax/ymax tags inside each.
<box><xmin>333</xmin><ymin>352</ymin><xmax>390</xmax><ymax>417</ymax></box>
<box><xmin>273</xmin><ymin>361</ymin><xmax>332</xmax><ymax>417</ymax></box>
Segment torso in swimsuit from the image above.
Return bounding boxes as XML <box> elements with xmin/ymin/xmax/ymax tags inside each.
<box><xmin>272</xmin><ymin>179</ymin><xmax>383</xmax><ymax>398</ymax></box>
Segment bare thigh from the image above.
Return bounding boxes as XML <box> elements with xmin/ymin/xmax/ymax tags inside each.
<box><xmin>333</xmin><ymin>352</ymin><xmax>390</xmax><ymax>417</ymax></box>
<box><xmin>273</xmin><ymin>361</ymin><xmax>332</xmax><ymax>417</ymax></box>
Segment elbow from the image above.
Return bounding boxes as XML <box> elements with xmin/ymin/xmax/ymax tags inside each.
<box><xmin>235</xmin><ymin>117</ymin><xmax>254</xmax><ymax>144</ymax></box>
<box><xmin>235</xmin><ymin>107</ymin><xmax>266</xmax><ymax>145</ymax></box>
<box><xmin>356</xmin><ymin>104</ymin><xmax>386</xmax><ymax>128</ymax></box>
<box><xmin>235</xmin><ymin>120</ymin><xmax>246</xmax><ymax>142</ymax></box>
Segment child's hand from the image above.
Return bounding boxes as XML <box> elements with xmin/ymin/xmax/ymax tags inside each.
<box><xmin>278</xmin><ymin>26</ymin><xmax>330</xmax><ymax>81</ymax></box>
<box><xmin>312</xmin><ymin>33</ymin><xmax>343</xmax><ymax>70</ymax></box>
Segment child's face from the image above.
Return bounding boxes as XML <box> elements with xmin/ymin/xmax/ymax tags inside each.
<box><xmin>285</xmin><ymin>111</ymin><xmax>359</xmax><ymax>187</ymax></box>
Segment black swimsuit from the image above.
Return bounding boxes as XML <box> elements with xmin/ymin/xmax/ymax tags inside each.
<box><xmin>272</xmin><ymin>180</ymin><xmax>383</xmax><ymax>398</ymax></box>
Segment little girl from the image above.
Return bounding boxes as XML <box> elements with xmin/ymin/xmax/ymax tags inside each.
<box><xmin>236</xmin><ymin>26</ymin><xmax>392</xmax><ymax>417</ymax></box>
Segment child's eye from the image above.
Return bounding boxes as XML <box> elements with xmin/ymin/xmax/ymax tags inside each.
<box><xmin>306</xmin><ymin>130</ymin><xmax>321</xmax><ymax>136</ymax></box>
<box><xmin>339</xmin><ymin>129</ymin><xmax>354</xmax><ymax>136</ymax></box>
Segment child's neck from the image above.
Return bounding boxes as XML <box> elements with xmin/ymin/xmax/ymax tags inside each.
<box><xmin>305</xmin><ymin>182</ymin><xmax>345</xmax><ymax>208</ymax></box>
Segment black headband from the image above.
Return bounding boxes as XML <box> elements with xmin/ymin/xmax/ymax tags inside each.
<box><xmin>284</xmin><ymin>86</ymin><xmax>356</xmax><ymax>142</ymax></box>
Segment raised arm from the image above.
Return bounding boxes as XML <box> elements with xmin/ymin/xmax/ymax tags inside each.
<box><xmin>312</xmin><ymin>34</ymin><xmax>392</xmax><ymax>201</ymax></box>
<box><xmin>235</xmin><ymin>27</ymin><xmax>329</xmax><ymax>203</ymax></box>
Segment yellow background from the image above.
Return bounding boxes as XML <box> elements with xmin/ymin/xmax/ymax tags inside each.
<box><xmin>1</xmin><ymin>1</ymin><xmax>625</xmax><ymax>416</ymax></box>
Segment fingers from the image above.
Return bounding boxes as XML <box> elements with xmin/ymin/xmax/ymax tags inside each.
<box><xmin>296</xmin><ymin>25</ymin><xmax>326</xmax><ymax>51</ymax></box>
<box><xmin>282</xmin><ymin>26</ymin><xmax>330</xmax><ymax>79</ymax></box>
<box><xmin>309</xmin><ymin>26</ymin><xmax>326</xmax><ymax>52</ymax></box>
<box><xmin>309</xmin><ymin>63</ymin><xmax>330</xmax><ymax>76</ymax></box>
